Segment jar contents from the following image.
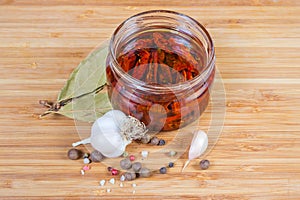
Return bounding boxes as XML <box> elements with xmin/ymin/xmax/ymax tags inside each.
<box><xmin>117</xmin><ymin>32</ymin><xmax>201</xmax><ymax>84</ymax></box>
<box><xmin>107</xmin><ymin>31</ymin><xmax>214</xmax><ymax>131</ymax></box>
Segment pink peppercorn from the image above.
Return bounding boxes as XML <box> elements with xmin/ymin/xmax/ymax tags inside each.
<box><xmin>129</xmin><ymin>155</ymin><xmax>135</xmax><ymax>161</ymax></box>
<box><xmin>83</xmin><ymin>165</ymin><xmax>90</xmax><ymax>171</ymax></box>
<box><xmin>111</xmin><ymin>168</ymin><xmax>119</xmax><ymax>175</ymax></box>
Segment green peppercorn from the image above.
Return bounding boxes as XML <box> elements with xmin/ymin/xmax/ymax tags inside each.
<box><xmin>120</xmin><ymin>158</ymin><xmax>132</xmax><ymax>170</ymax></box>
<box><xmin>90</xmin><ymin>150</ymin><xmax>104</xmax><ymax>162</ymax></box>
<box><xmin>132</xmin><ymin>162</ymin><xmax>142</xmax><ymax>172</ymax></box>
<box><xmin>139</xmin><ymin>167</ymin><xmax>151</xmax><ymax>178</ymax></box>
<box><xmin>200</xmin><ymin>159</ymin><xmax>210</xmax><ymax>170</ymax></box>
<box><xmin>168</xmin><ymin>150</ymin><xmax>177</xmax><ymax>157</ymax></box>
<box><xmin>150</xmin><ymin>137</ymin><xmax>159</xmax><ymax>145</ymax></box>
<box><xmin>67</xmin><ymin>148</ymin><xmax>82</xmax><ymax>160</ymax></box>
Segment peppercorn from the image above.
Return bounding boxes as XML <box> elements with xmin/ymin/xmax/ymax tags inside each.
<box><xmin>107</xmin><ymin>166</ymin><xmax>112</xmax><ymax>172</ymax></box>
<box><xmin>139</xmin><ymin>167</ymin><xmax>151</xmax><ymax>178</ymax></box>
<box><xmin>111</xmin><ymin>168</ymin><xmax>119</xmax><ymax>175</ymax></box>
<box><xmin>132</xmin><ymin>162</ymin><xmax>142</xmax><ymax>172</ymax></box>
<box><xmin>67</xmin><ymin>148</ymin><xmax>82</xmax><ymax>160</ymax></box>
<box><xmin>90</xmin><ymin>150</ymin><xmax>104</xmax><ymax>162</ymax></box>
<box><xmin>141</xmin><ymin>134</ymin><xmax>151</xmax><ymax>144</ymax></box>
<box><xmin>168</xmin><ymin>162</ymin><xmax>174</xmax><ymax>168</ymax></box>
<box><xmin>159</xmin><ymin>167</ymin><xmax>167</xmax><ymax>174</ymax></box>
<box><xmin>124</xmin><ymin>171</ymin><xmax>136</xmax><ymax>181</ymax></box>
<box><xmin>158</xmin><ymin>139</ymin><xmax>166</xmax><ymax>146</ymax></box>
<box><xmin>120</xmin><ymin>158</ymin><xmax>132</xmax><ymax>170</ymax></box>
<box><xmin>150</xmin><ymin>137</ymin><xmax>159</xmax><ymax>145</ymax></box>
<box><xmin>129</xmin><ymin>155</ymin><xmax>135</xmax><ymax>161</ymax></box>
<box><xmin>200</xmin><ymin>159</ymin><xmax>210</xmax><ymax>170</ymax></box>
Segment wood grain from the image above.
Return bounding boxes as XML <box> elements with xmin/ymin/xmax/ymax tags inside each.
<box><xmin>0</xmin><ymin>0</ymin><xmax>300</xmax><ymax>199</ymax></box>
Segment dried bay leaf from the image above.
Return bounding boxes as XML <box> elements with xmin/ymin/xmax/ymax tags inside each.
<box><xmin>58</xmin><ymin>41</ymin><xmax>109</xmax><ymax>101</ymax></box>
<box><xmin>40</xmin><ymin>41</ymin><xmax>113</xmax><ymax>122</ymax></box>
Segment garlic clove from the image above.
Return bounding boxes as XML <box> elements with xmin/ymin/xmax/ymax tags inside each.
<box><xmin>182</xmin><ymin>130</ymin><xmax>208</xmax><ymax>172</ymax></box>
<box><xmin>188</xmin><ymin>130</ymin><xmax>208</xmax><ymax>160</ymax></box>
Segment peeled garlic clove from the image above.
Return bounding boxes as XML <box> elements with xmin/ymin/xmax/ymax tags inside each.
<box><xmin>188</xmin><ymin>130</ymin><xmax>208</xmax><ymax>160</ymax></box>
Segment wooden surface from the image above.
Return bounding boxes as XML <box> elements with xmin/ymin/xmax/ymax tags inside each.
<box><xmin>1</xmin><ymin>0</ymin><xmax>300</xmax><ymax>199</ymax></box>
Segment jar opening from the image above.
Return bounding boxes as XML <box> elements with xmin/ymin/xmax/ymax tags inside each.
<box><xmin>109</xmin><ymin>10</ymin><xmax>215</xmax><ymax>91</ymax></box>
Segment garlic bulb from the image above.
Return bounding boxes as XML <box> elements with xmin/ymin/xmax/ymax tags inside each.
<box><xmin>72</xmin><ymin>110</ymin><xmax>148</xmax><ymax>158</ymax></box>
<box><xmin>182</xmin><ymin>130</ymin><xmax>208</xmax><ymax>171</ymax></box>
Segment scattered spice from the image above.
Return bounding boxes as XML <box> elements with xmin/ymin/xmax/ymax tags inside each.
<box><xmin>150</xmin><ymin>137</ymin><xmax>159</xmax><ymax>145</ymax></box>
<box><xmin>67</xmin><ymin>148</ymin><xmax>82</xmax><ymax>160</ymax></box>
<box><xmin>123</xmin><ymin>151</ymin><xmax>129</xmax><ymax>157</ymax></box>
<box><xmin>132</xmin><ymin>162</ymin><xmax>142</xmax><ymax>172</ymax></box>
<box><xmin>111</xmin><ymin>168</ymin><xmax>119</xmax><ymax>175</ymax></box>
<box><xmin>107</xmin><ymin>166</ymin><xmax>113</xmax><ymax>172</ymax></box>
<box><xmin>139</xmin><ymin>167</ymin><xmax>151</xmax><ymax>178</ymax></box>
<box><xmin>109</xmin><ymin>178</ymin><xmax>115</xmax><ymax>185</ymax></box>
<box><xmin>158</xmin><ymin>139</ymin><xmax>166</xmax><ymax>146</ymax></box>
<box><xmin>132</xmin><ymin>183</ymin><xmax>137</xmax><ymax>187</ymax></box>
<box><xmin>140</xmin><ymin>134</ymin><xmax>151</xmax><ymax>144</ymax></box>
<box><xmin>124</xmin><ymin>171</ymin><xmax>136</xmax><ymax>181</ymax></box>
<box><xmin>106</xmin><ymin>188</ymin><xmax>111</xmax><ymax>193</ymax></box>
<box><xmin>168</xmin><ymin>162</ymin><xmax>174</xmax><ymax>168</ymax></box>
<box><xmin>141</xmin><ymin>151</ymin><xmax>148</xmax><ymax>158</ymax></box>
<box><xmin>129</xmin><ymin>155</ymin><xmax>135</xmax><ymax>161</ymax></box>
<box><xmin>82</xmin><ymin>165</ymin><xmax>90</xmax><ymax>171</ymax></box>
<box><xmin>80</xmin><ymin>169</ymin><xmax>85</xmax><ymax>175</ymax></box>
<box><xmin>120</xmin><ymin>175</ymin><xmax>125</xmax><ymax>182</ymax></box>
<box><xmin>200</xmin><ymin>159</ymin><xmax>210</xmax><ymax>170</ymax></box>
<box><xmin>99</xmin><ymin>180</ymin><xmax>106</xmax><ymax>186</ymax></box>
<box><xmin>169</xmin><ymin>150</ymin><xmax>177</xmax><ymax>157</ymax></box>
<box><xmin>90</xmin><ymin>150</ymin><xmax>104</xmax><ymax>162</ymax></box>
<box><xmin>83</xmin><ymin>158</ymin><xmax>90</xmax><ymax>164</ymax></box>
<box><xmin>120</xmin><ymin>182</ymin><xmax>124</xmax><ymax>187</ymax></box>
<box><xmin>83</xmin><ymin>153</ymin><xmax>89</xmax><ymax>158</ymax></box>
<box><xmin>159</xmin><ymin>167</ymin><xmax>167</xmax><ymax>174</ymax></box>
<box><xmin>120</xmin><ymin>158</ymin><xmax>132</xmax><ymax>170</ymax></box>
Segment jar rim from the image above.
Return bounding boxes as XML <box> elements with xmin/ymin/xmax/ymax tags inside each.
<box><xmin>109</xmin><ymin>10</ymin><xmax>215</xmax><ymax>91</ymax></box>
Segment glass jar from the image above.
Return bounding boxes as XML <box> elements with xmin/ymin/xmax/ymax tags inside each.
<box><xmin>106</xmin><ymin>10</ymin><xmax>215</xmax><ymax>131</ymax></box>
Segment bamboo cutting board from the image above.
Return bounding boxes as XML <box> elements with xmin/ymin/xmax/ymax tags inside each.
<box><xmin>0</xmin><ymin>0</ymin><xmax>300</xmax><ymax>199</ymax></box>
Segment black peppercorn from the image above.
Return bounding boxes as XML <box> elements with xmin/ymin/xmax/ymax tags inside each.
<box><xmin>67</xmin><ymin>148</ymin><xmax>82</xmax><ymax>160</ymax></box>
<box><xmin>107</xmin><ymin>166</ymin><xmax>113</xmax><ymax>172</ymax></box>
<box><xmin>200</xmin><ymin>159</ymin><xmax>210</xmax><ymax>170</ymax></box>
<box><xmin>168</xmin><ymin>162</ymin><xmax>174</xmax><ymax>168</ymax></box>
<box><xmin>158</xmin><ymin>139</ymin><xmax>166</xmax><ymax>146</ymax></box>
<box><xmin>159</xmin><ymin>167</ymin><xmax>167</xmax><ymax>174</ymax></box>
<box><xmin>90</xmin><ymin>150</ymin><xmax>104</xmax><ymax>162</ymax></box>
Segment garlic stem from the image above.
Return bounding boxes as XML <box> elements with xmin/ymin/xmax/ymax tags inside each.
<box><xmin>72</xmin><ymin>137</ymin><xmax>91</xmax><ymax>147</ymax></box>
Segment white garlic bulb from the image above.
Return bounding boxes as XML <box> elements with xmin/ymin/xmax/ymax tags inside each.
<box><xmin>90</xmin><ymin>110</ymin><xmax>129</xmax><ymax>157</ymax></box>
<box><xmin>72</xmin><ymin>110</ymin><xmax>147</xmax><ymax>158</ymax></box>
